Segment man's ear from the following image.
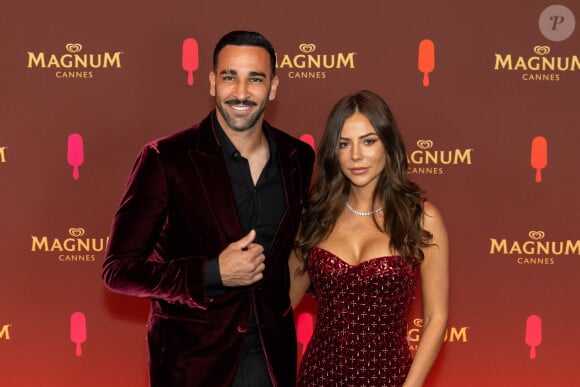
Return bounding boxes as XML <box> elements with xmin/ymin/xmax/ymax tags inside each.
<box><xmin>269</xmin><ymin>75</ymin><xmax>280</xmax><ymax>101</ymax></box>
<box><xmin>209</xmin><ymin>71</ymin><xmax>216</xmax><ymax>96</ymax></box>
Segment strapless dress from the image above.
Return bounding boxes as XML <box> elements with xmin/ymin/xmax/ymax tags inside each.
<box><xmin>297</xmin><ymin>246</ymin><xmax>419</xmax><ymax>386</ymax></box>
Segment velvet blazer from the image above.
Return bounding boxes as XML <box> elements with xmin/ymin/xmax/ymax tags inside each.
<box><xmin>102</xmin><ymin>111</ymin><xmax>314</xmax><ymax>387</ymax></box>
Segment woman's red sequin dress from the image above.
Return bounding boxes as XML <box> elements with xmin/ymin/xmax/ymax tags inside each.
<box><xmin>297</xmin><ymin>246</ymin><xmax>419</xmax><ymax>386</ymax></box>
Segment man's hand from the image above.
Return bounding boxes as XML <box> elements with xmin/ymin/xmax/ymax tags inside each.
<box><xmin>219</xmin><ymin>230</ymin><xmax>265</xmax><ymax>287</ymax></box>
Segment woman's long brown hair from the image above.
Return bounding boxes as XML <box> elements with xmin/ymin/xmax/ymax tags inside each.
<box><xmin>295</xmin><ymin>90</ymin><xmax>433</xmax><ymax>269</ymax></box>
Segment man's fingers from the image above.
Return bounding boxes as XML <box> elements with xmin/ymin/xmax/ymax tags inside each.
<box><xmin>251</xmin><ymin>272</ymin><xmax>264</xmax><ymax>283</ymax></box>
<box><xmin>219</xmin><ymin>232</ymin><xmax>266</xmax><ymax>287</ymax></box>
<box><xmin>243</xmin><ymin>256</ymin><xmax>265</xmax><ymax>274</ymax></box>
<box><xmin>245</xmin><ymin>242</ymin><xmax>264</xmax><ymax>255</ymax></box>
<box><xmin>255</xmin><ymin>262</ymin><xmax>266</xmax><ymax>273</ymax></box>
<box><xmin>236</xmin><ymin>230</ymin><xmax>256</xmax><ymax>250</ymax></box>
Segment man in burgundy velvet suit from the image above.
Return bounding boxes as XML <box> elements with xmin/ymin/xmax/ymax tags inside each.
<box><xmin>102</xmin><ymin>31</ymin><xmax>314</xmax><ymax>386</ymax></box>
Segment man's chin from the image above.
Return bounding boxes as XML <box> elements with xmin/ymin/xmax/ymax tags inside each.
<box><xmin>225</xmin><ymin>118</ymin><xmax>256</xmax><ymax>132</ymax></box>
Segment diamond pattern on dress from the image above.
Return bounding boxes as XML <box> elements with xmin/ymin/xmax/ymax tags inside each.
<box><xmin>297</xmin><ymin>247</ymin><xmax>419</xmax><ymax>387</ymax></box>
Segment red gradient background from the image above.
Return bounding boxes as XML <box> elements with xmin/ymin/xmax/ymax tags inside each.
<box><xmin>1</xmin><ymin>1</ymin><xmax>579</xmax><ymax>386</ymax></box>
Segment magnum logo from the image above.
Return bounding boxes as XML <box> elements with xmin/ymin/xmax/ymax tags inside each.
<box><xmin>276</xmin><ymin>43</ymin><xmax>356</xmax><ymax>79</ymax></box>
<box><xmin>407</xmin><ymin>139</ymin><xmax>474</xmax><ymax>175</ymax></box>
<box><xmin>490</xmin><ymin>230</ymin><xmax>580</xmax><ymax>265</ymax></box>
<box><xmin>0</xmin><ymin>324</ymin><xmax>11</xmax><ymax>340</ymax></box>
<box><xmin>27</xmin><ymin>43</ymin><xmax>123</xmax><ymax>79</ymax></box>
<box><xmin>493</xmin><ymin>46</ymin><xmax>580</xmax><ymax>81</ymax></box>
<box><xmin>31</xmin><ymin>227</ymin><xmax>109</xmax><ymax>262</ymax></box>
<box><xmin>408</xmin><ymin>318</ymin><xmax>468</xmax><ymax>351</ymax></box>
<box><xmin>0</xmin><ymin>146</ymin><xmax>6</xmax><ymax>163</ymax></box>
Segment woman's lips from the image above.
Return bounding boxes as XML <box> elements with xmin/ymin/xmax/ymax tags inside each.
<box><xmin>350</xmin><ymin>168</ymin><xmax>368</xmax><ymax>175</ymax></box>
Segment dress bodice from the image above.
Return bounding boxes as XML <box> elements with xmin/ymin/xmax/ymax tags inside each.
<box><xmin>297</xmin><ymin>246</ymin><xmax>419</xmax><ymax>386</ymax></box>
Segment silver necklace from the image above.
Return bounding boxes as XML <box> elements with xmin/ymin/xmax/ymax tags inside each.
<box><xmin>345</xmin><ymin>201</ymin><xmax>384</xmax><ymax>216</ymax></box>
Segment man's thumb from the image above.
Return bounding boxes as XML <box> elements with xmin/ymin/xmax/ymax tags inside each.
<box><xmin>239</xmin><ymin>229</ymin><xmax>256</xmax><ymax>249</ymax></box>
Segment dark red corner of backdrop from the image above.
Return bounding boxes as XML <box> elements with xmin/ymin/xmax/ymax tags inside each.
<box><xmin>1</xmin><ymin>1</ymin><xmax>579</xmax><ymax>386</ymax></box>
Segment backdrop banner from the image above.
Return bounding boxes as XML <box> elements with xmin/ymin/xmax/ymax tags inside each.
<box><xmin>1</xmin><ymin>1</ymin><xmax>578</xmax><ymax>386</ymax></box>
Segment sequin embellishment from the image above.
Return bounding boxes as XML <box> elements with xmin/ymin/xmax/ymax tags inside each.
<box><xmin>297</xmin><ymin>247</ymin><xmax>419</xmax><ymax>387</ymax></box>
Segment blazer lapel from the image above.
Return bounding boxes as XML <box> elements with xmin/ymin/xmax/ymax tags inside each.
<box><xmin>269</xmin><ymin>128</ymin><xmax>301</xmax><ymax>254</ymax></box>
<box><xmin>187</xmin><ymin>113</ymin><xmax>243</xmax><ymax>241</ymax></box>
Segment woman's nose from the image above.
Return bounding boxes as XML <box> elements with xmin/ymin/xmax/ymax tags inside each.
<box><xmin>351</xmin><ymin>144</ymin><xmax>362</xmax><ymax>160</ymax></box>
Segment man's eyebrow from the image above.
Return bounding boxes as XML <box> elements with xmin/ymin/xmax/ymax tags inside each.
<box><xmin>218</xmin><ymin>70</ymin><xmax>267</xmax><ymax>78</ymax></box>
<box><xmin>219</xmin><ymin>69</ymin><xmax>237</xmax><ymax>75</ymax></box>
<box><xmin>249</xmin><ymin>71</ymin><xmax>267</xmax><ymax>78</ymax></box>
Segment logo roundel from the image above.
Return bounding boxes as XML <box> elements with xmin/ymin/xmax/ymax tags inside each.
<box><xmin>68</xmin><ymin>228</ymin><xmax>85</xmax><ymax>237</ymax></box>
<box><xmin>538</xmin><ymin>5</ymin><xmax>576</xmax><ymax>42</ymax></box>
<box><xmin>528</xmin><ymin>231</ymin><xmax>545</xmax><ymax>240</ymax></box>
<box><xmin>416</xmin><ymin>140</ymin><xmax>433</xmax><ymax>149</ymax></box>
<box><xmin>533</xmin><ymin>46</ymin><xmax>550</xmax><ymax>56</ymax></box>
<box><xmin>65</xmin><ymin>43</ymin><xmax>83</xmax><ymax>53</ymax></box>
<box><xmin>299</xmin><ymin>43</ymin><xmax>316</xmax><ymax>53</ymax></box>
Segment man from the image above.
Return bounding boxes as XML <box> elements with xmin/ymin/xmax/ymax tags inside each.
<box><xmin>102</xmin><ymin>31</ymin><xmax>314</xmax><ymax>386</ymax></box>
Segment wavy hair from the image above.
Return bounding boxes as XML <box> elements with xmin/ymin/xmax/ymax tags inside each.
<box><xmin>296</xmin><ymin>90</ymin><xmax>432</xmax><ymax>268</ymax></box>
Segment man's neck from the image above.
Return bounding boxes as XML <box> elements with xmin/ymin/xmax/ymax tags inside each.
<box><xmin>218</xmin><ymin>116</ymin><xmax>267</xmax><ymax>158</ymax></box>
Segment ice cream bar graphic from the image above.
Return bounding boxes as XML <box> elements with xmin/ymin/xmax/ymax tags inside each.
<box><xmin>67</xmin><ymin>133</ymin><xmax>84</xmax><ymax>180</ymax></box>
<box><xmin>182</xmin><ymin>38</ymin><xmax>199</xmax><ymax>86</ymax></box>
<box><xmin>299</xmin><ymin>134</ymin><xmax>315</xmax><ymax>151</ymax></box>
<box><xmin>525</xmin><ymin>314</ymin><xmax>542</xmax><ymax>360</ymax></box>
<box><xmin>530</xmin><ymin>136</ymin><xmax>547</xmax><ymax>183</ymax></box>
<box><xmin>418</xmin><ymin>39</ymin><xmax>435</xmax><ymax>87</ymax></box>
<box><xmin>70</xmin><ymin>312</ymin><xmax>87</xmax><ymax>357</ymax></box>
<box><xmin>297</xmin><ymin>312</ymin><xmax>314</xmax><ymax>355</ymax></box>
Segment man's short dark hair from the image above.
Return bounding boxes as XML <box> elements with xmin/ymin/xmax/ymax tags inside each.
<box><xmin>213</xmin><ymin>31</ymin><xmax>276</xmax><ymax>76</ymax></box>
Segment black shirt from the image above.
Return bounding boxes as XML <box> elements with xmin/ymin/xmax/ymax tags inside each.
<box><xmin>204</xmin><ymin>113</ymin><xmax>286</xmax><ymax>294</ymax></box>
<box><xmin>206</xmin><ymin>114</ymin><xmax>287</xmax><ymax>383</ymax></box>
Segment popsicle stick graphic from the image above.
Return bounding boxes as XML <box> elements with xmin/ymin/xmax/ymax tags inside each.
<box><xmin>418</xmin><ymin>39</ymin><xmax>435</xmax><ymax>87</ymax></box>
<box><xmin>299</xmin><ymin>134</ymin><xmax>315</xmax><ymax>151</ymax></box>
<box><xmin>525</xmin><ymin>314</ymin><xmax>542</xmax><ymax>359</ymax></box>
<box><xmin>530</xmin><ymin>136</ymin><xmax>547</xmax><ymax>183</ymax></box>
<box><xmin>297</xmin><ymin>312</ymin><xmax>314</xmax><ymax>355</ymax></box>
<box><xmin>70</xmin><ymin>312</ymin><xmax>87</xmax><ymax>357</ymax></box>
<box><xmin>182</xmin><ymin>38</ymin><xmax>199</xmax><ymax>86</ymax></box>
<box><xmin>67</xmin><ymin>134</ymin><xmax>84</xmax><ymax>180</ymax></box>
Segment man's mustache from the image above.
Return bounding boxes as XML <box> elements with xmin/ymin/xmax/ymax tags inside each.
<box><xmin>225</xmin><ymin>99</ymin><xmax>257</xmax><ymax>107</ymax></box>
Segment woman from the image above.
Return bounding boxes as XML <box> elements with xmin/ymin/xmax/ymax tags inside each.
<box><xmin>290</xmin><ymin>90</ymin><xmax>449</xmax><ymax>386</ymax></box>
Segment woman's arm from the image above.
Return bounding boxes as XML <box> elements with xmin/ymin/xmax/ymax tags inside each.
<box><xmin>404</xmin><ymin>201</ymin><xmax>449</xmax><ymax>387</ymax></box>
<box><xmin>289</xmin><ymin>249</ymin><xmax>311</xmax><ymax>308</ymax></box>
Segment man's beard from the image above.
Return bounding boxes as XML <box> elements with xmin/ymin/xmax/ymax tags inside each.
<box><xmin>216</xmin><ymin>97</ymin><xmax>269</xmax><ymax>132</ymax></box>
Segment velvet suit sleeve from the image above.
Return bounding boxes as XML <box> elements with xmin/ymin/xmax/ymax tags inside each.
<box><xmin>102</xmin><ymin>143</ymin><xmax>207</xmax><ymax>309</ymax></box>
